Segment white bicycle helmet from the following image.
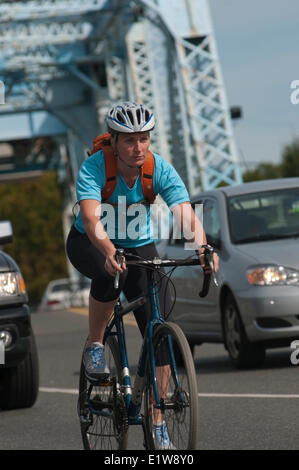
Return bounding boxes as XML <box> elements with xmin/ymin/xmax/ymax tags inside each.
<box><xmin>106</xmin><ymin>101</ymin><xmax>155</xmax><ymax>133</ymax></box>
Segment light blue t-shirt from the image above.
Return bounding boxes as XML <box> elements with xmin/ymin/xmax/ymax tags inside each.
<box><xmin>74</xmin><ymin>150</ymin><xmax>190</xmax><ymax>247</ymax></box>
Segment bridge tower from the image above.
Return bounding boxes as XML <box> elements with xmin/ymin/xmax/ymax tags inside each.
<box><xmin>0</xmin><ymin>0</ymin><xmax>242</xmax><ymax>192</ymax></box>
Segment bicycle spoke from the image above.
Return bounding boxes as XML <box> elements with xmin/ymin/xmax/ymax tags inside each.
<box><xmin>78</xmin><ymin>336</ymin><xmax>128</xmax><ymax>450</ymax></box>
<box><xmin>144</xmin><ymin>322</ymin><xmax>198</xmax><ymax>450</ymax></box>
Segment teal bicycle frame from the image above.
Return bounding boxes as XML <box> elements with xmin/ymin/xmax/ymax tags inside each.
<box><xmin>102</xmin><ymin>274</ymin><xmax>180</xmax><ymax>426</ymax></box>
<box><xmin>80</xmin><ymin>246</ymin><xmax>213</xmax><ymax>450</ymax></box>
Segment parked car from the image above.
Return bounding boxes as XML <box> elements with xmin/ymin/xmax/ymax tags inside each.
<box><xmin>0</xmin><ymin>221</ymin><xmax>39</xmax><ymax>409</ymax></box>
<box><xmin>38</xmin><ymin>277</ymin><xmax>90</xmax><ymax>312</ymax></box>
<box><xmin>158</xmin><ymin>177</ymin><xmax>299</xmax><ymax>368</ymax></box>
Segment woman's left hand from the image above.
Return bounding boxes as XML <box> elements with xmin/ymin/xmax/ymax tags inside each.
<box><xmin>198</xmin><ymin>250</ymin><xmax>219</xmax><ymax>273</ymax></box>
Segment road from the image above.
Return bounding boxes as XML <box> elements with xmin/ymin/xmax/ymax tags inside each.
<box><xmin>0</xmin><ymin>308</ymin><xmax>298</xmax><ymax>450</ymax></box>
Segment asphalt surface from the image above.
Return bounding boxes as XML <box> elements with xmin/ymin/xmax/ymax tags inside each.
<box><xmin>0</xmin><ymin>308</ymin><xmax>298</xmax><ymax>450</ymax></box>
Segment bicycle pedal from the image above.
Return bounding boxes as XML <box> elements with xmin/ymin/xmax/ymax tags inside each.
<box><xmin>80</xmin><ymin>413</ymin><xmax>93</xmax><ymax>426</ymax></box>
<box><xmin>89</xmin><ymin>378</ymin><xmax>113</xmax><ymax>387</ymax></box>
<box><xmin>97</xmin><ymin>380</ymin><xmax>112</xmax><ymax>387</ymax></box>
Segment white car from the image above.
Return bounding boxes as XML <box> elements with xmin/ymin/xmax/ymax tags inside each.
<box><xmin>38</xmin><ymin>278</ymin><xmax>90</xmax><ymax>311</ymax></box>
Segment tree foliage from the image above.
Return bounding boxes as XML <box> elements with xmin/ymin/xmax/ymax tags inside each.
<box><xmin>0</xmin><ymin>171</ymin><xmax>68</xmax><ymax>306</ymax></box>
<box><xmin>242</xmin><ymin>162</ymin><xmax>283</xmax><ymax>182</ymax></box>
<box><xmin>281</xmin><ymin>138</ymin><xmax>299</xmax><ymax>177</ymax></box>
<box><xmin>242</xmin><ymin>137</ymin><xmax>299</xmax><ymax>182</ymax></box>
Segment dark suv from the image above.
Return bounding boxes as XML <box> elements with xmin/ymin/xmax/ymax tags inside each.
<box><xmin>0</xmin><ymin>221</ymin><xmax>39</xmax><ymax>409</ymax></box>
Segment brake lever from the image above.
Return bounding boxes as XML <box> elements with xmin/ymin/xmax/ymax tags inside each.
<box><xmin>198</xmin><ymin>245</ymin><xmax>214</xmax><ymax>298</ymax></box>
<box><xmin>114</xmin><ymin>248</ymin><xmax>124</xmax><ymax>289</ymax></box>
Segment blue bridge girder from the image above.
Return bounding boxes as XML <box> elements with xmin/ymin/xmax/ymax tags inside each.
<box><xmin>0</xmin><ymin>0</ymin><xmax>115</xmax><ymax>21</ymax></box>
<box><xmin>0</xmin><ymin>0</ymin><xmax>242</xmax><ymax>193</ymax></box>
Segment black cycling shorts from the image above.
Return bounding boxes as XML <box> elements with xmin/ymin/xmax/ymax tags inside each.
<box><xmin>66</xmin><ymin>225</ymin><xmax>172</xmax><ymax>337</ymax></box>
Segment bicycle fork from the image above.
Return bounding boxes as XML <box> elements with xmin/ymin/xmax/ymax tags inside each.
<box><xmin>126</xmin><ymin>336</ymin><xmax>148</xmax><ymax>425</ymax></box>
<box><xmin>120</xmin><ymin>323</ymin><xmax>159</xmax><ymax>425</ymax></box>
<box><xmin>127</xmin><ymin>335</ymin><xmax>165</xmax><ymax>425</ymax></box>
<box><xmin>127</xmin><ymin>282</ymin><xmax>164</xmax><ymax>424</ymax></box>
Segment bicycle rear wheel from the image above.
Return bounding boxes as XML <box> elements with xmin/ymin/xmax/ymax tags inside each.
<box><xmin>78</xmin><ymin>335</ymin><xmax>128</xmax><ymax>450</ymax></box>
<box><xmin>144</xmin><ymin>322</ymin><xmax>198</xmax><ymax>450</ymax></box>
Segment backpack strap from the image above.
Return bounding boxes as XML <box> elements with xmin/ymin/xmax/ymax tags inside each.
<box><xmin>141</xmin><ymin>150</ymin><xmax>156</xmax><ymax>205</ymax></box>
<box><xmin>92</xmin><ymin>132</ymin><xmax>111</xmax><ymax>154</ymax></box>
<box><xmin>91</xmin><ymin>133</ymin><xmax>118</xmax><ymax>201</ymax></box>
<box><xmin>101</xmin><ymin>146</ymin><xmax>118</xmax><ymax>201</ymax></box>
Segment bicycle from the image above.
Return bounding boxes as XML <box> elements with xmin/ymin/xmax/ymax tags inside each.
<box><xmin>77</xmin><ymin>245</ymin><xmax>214</xmax><ymax>450</ymax></box>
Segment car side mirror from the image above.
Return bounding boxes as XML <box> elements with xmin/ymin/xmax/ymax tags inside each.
<box><xmin>0</xmin><ymin>221</ymin><xmax>13</xmax><ymax>245</ymax></box>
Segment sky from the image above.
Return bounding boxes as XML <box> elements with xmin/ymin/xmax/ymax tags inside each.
<box><xmin>208</xmin><ymin>0</ymin><xmax>299</xmax><ymax>172</ymax></box>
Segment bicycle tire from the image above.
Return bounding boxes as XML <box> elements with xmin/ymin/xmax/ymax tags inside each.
<box><xmin>144</xmin><ymin>322</ymin><xmax>198</xmax><ymax>450</ymax></box>
<box><xmin>78</xmin><ymin>335</ymin><xmax>128</xmax><ymax>450</ymax></box>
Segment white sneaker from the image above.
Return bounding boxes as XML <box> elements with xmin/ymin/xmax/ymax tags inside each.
<box><xmin>83</xmin><ymin>342</ymin><xmax>110</xmax><ymax>383</ymax></box>
<box><xmin>153</xmin><ymin>421</ymin><xmax>176</xmax><ymax>450</ymax></box>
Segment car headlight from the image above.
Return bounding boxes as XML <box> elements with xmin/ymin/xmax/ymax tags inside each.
<box><xmin>246</xmin><ymin>265</ymin><xmax>299</xmax><ymax>286</ymax></box>
<box><xmin>0</xmin><ymin>272</ymin><xmax>26</xmax><ymax>296</ymax></box>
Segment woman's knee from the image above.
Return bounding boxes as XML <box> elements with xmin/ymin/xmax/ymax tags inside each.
<box><xmin>90</xmin><ymin>270</ymin><xmax>128</xmax><ymax>302</ymax></box>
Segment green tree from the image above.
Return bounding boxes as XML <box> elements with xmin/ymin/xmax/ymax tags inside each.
<box><xmin>242</xmin><ymin>162</ymin><xmax>283</xmax><ymax>182</ymax></box>
<box><xmin>0</xmin><ymin>171</ymin><xmax>68</xmax><ymax>306</ymax></box>
<box><xmin>281</xmin><ymin>138</ymin><xmax>299</xmax><ymax>177</ymax></box>
<box><xmin>242</xmin><ymin>136</ymin><xmax>299</xmax><ymax>182</ymax></box>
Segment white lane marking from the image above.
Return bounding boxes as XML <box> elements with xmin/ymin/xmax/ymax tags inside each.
<box><xmin>39</xmin><ymin>387</ymin><xmax>78</xmax><ymax>395</ymax></box>
<box><xmin>39</xmin><ymin>387</ymin><xmax>299</xmax><ymax>399</ymax></box>
<box><xmin>198</xmin><ymin>393</ymin><xmax>299</xmax><ymax>398</ymax></box>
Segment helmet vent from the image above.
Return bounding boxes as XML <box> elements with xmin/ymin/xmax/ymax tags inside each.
<box><xmin>127</xmin><ymin>110</ymin><xmax>134</xmax><ymax>125</ymax></box>
<box><xmin>116</xmin><ymin>112</ymin><xmax>125</xmax><ymax>123</ymax></box>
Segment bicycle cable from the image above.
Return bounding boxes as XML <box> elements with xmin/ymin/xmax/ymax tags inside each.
<box><xmin>120</xmin><ymin>251</ymin><xmax>176</xmax><ymax>317</ymax></box>
<box><xmin>162</xmin><ymin>253</ymin><xmax>199</xmax><ymax>319</ymax></box>
<box><xmin>121</xmin><ymin>251</ymin><xmax>200</xmax><ymax>321</ymax></box>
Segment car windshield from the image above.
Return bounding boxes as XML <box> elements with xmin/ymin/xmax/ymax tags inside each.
<box><xmin>51</xmin><ymin>280</ymin><xmax>90</xmax><ymax>293</ymax></box>
<box><xmin>51</xmin><ymin>284</ymin><xmax>70</xmax><ymax>292</ymax></box>
<box><xmin>228</xmin><ymin>187</ymin><xmax>299</xmax><ymax>244</ymax></box>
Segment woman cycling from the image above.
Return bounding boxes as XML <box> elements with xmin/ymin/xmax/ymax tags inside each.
<box><xmin>66</xmin><ymin>101</ymin><xmax>218</xmax><ymax>449</ymax></box>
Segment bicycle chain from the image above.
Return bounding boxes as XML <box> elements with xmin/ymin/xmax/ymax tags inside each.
<box><xmin>114</xmin><ymin>393</ymin><xmax>128</xmax><ymax>438</ymax></box>
<box><xmin>113</xmin><ymin>378</ymin><xmax>128</xmax><ymax>439</ymax></box>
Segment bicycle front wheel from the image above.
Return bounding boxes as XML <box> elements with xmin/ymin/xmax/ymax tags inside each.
<box><xmin>78</xmin><ymin>335</ymin><xmax>128</xmax><ymax>450</ymax></box>
<box><xmin>144</xmin><ymin>322</ymin><xmax>198</xmax><ymax>450</ymax></box>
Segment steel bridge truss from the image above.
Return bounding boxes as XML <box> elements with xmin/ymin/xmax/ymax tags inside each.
<box><xmin>0</xmin><ymin>0</ymin><xmax>242</xmax><ymax>192</ymax></box>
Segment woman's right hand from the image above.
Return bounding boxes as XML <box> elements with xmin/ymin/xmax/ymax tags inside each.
<box><xmin>104</xmin><ymin>252</ymin><xmax>126</xmax><ymax>277</ymax></box>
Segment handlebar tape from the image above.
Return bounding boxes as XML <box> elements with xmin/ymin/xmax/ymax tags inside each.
<box><xmin>198</xmin><ymin>249</ymin><xmax>212</xmax><ymax>298</ymax></box>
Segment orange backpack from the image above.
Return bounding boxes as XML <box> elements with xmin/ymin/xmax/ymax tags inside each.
<box><xmin>90</xmin><ymin>133</ymin><xmax>156</xmax><ymax>204</ymax></box>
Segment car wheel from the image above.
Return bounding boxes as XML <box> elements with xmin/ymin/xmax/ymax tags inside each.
<box><xmin>223</xmin><ymin>293</ymin><xmax>265</xmax><ymax>369</ymax></box>
<box><xmin>0</xmin><ymin>331</ymin><xmax>39</xmax><ymax>410</ymax></box>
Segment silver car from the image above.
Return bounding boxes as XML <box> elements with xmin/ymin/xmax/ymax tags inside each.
<box><xmin>158</xmin><ymin>177</ymin><xmax>299</xmax><ymax>368</ymax></box>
